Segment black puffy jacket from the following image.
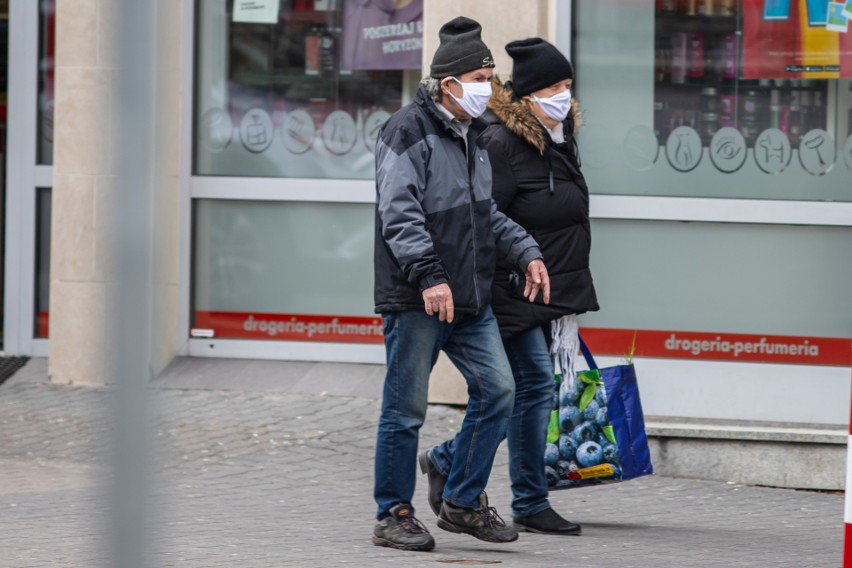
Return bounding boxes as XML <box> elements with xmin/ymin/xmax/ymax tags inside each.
<box><xmin>480</xmin><ymin>80</ymin><xmax>599</xmax><ymax>339</ymax></box>
<box><xmin>373</xmin><ymin>85</ymin><xmax>541</xmax><ymax>315</ymax></box>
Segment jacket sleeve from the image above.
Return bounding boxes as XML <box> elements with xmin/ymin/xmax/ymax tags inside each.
<box><xmin>482</xmin><ymin>129</ymin><xmax>518</xmax><ymax>212</ymax></box>
<box><xmin>490</xmin><ymin>199</ymin><xmax>541</xmax><ymax>273</ymax></box>
<box><xmin>375</xmin><ymin>126</ymin><xmax>448</xmax><ymax>291</ymax></box>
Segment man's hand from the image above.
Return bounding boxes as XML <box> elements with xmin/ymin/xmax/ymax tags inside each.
<box><xmin>524</xmin><ymin>259</ymin><xmax>551</xmax><ymax>304</ymax></box>
<box><xmin>422</xmin><ymin>283</ymin><xmax>454</xmax><ymax>323</ymax></box>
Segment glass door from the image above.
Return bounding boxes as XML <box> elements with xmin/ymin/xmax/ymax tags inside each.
<box><xmin>3</xmin><ymin>0</ymin><xmax>52</xmax><ymax>355</ymax></box>
<box><xmin>1</xmin><ymin>0</ymin><xmax>8</xmax><ymax>348</ymax></box>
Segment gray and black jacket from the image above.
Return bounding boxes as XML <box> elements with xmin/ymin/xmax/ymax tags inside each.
<box><xmin>374</xmin><ymin>85</ymin><xmax>541</xmax><ymax>315</ymax></box>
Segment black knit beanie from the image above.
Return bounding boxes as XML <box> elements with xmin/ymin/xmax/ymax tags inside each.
<box><xmin>430</xmin><ymin>16</ymin><xmax>495</xmax><ymax>78</ymax></box>
<box><xmin>506</xmin><ymin>38</ymin><xmax>574</xmax><ymax>97</ymax></box>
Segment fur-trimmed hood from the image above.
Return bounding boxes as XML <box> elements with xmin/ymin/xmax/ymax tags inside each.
<box><xmin>486</xmin><ymin>78</ymin><xmax>581</xmax><ymax>155</ymax></box>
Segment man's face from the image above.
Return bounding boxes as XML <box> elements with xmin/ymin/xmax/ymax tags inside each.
<box><xmin>440</xmin><ymin>68</ymin><xmax>494</xmax><ymax>120</ymax></box>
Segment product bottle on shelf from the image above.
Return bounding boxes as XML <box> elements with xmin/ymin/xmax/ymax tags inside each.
<box><xmin>720</xmin><ymin>92</ymin><xmax>736</xmax><ymax>128</ymax></box>
<box><xmin>769</xmin><ymin>89</ymin><xmax>782</xmax><ymax>130</ymax></box>
<box><xmin>740</xmin><ymin>90</ymin><xmax>760</xmax><ymax>146</ymax></box>
<box><xmin>848</xmin><ymin>82</ymin><xmax>852</xmax><ymax>135</ymax></box>
<box><xmin>655</xmin><ymin>38</ymin><xmax>672</xmax><ymax>83</ymax></box>
<box><xmin>686</xmin><ymin>32</ymin><xmax>705</xmax><ymax>84</ymax></box>
<box><xmin>718</xmin><ymin>0</ymin><xmax>736</xmax><ymax>16</ymax></box>
<box><xmin>787</xmin><ymin>84</ymin><xmax>802</xmax><ymax>146</ymax></box>
<box><xmin>799</xmin><ymin>90</ymin><xmax>812</xmax><ymax>136</ymax></box>
<box><xmin>671</xmin><ymin>32</ymin><xmax>688</xmax><ymax>84</ymax></box>
<box><xmin>812</xmin><ymin>90</ymin><xmax>825</xmax><ymax>132</ymax></box>
<box><xmin>720</xmin><ymin>33</ymin><xmax>737</xmax><ymax>82</ymax></box>
<box><xmin>703</xmin><ymin>35</ymin><xmax>720</xmax><ymax>84</ymax></box>
<box><xmin>657</xmin><ymin>0</ymin><xmax>679</xmax><ymax>14</ymax></box>
<box><xmin>699</xmin><ymin>111</ymin><xmax>720</xmax><ymax>145</ymax></box>
<box><xmin>655</xmin><ymin>100</ymin><xmax>670</xmax><ymax>142</ymax></box>
<box><xmin>700</xmin><ymin>87</ymin><xmax>719</xmax><ymax>113</ymax></box>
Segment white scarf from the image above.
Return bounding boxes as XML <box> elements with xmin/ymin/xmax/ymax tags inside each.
<box><xmin>550</xmin><ymin>314</ymin><xmax>580</xmax><ymax>379</ymax></box>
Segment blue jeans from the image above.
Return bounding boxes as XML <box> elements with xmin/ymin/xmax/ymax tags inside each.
<box><xmin>374</xmin><ymin>307</ymin><xmax>515</xmax><ymax>519</ymax></box>
<box><xmin>432</xmin><ymin>324</ymin><xmax>554</xmax><ymax>518</ymax></box>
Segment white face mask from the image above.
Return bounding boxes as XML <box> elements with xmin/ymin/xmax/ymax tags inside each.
<box><xmin>531</xmin><ymin>88</ymin><xmax>572</xmax><ymax>122</ymax></box>
<box><xmin>448</xmin><ymin>78</ymin><xmax>493</xmax><ymax>118</ymax></box>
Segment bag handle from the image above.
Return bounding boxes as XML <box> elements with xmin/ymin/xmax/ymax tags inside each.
<box><xmin>578</xmin><ymin>332</ymin><xmax>599</xmax><ymax>371</ymax></box>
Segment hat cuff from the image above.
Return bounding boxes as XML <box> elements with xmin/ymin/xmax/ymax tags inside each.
<box><xmin>513</xmin><ymin>77</ymin><xmax>553</xmax><ymax>97</ymax></box>
<box><xmin>513</xmin><ymin>68</ymin><xmax>574</xmax><ymax>96</ymax></box>
<box><xmin>431</xmin><ymin>49</ymin><xmax>495</xmax><ymax>78</ymax></box>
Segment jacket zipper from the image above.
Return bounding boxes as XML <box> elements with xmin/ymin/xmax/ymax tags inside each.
<box><xmin>465</xmin><ymin>134</ymin><xmax>482</xmax><ymax>311</ymax></box>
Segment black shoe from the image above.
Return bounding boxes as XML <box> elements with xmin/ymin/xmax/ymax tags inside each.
<box><xmin>514</xmin><ymin>507</ymin><xmax>582</xmax><ymax>535</ymax></box>
<box><xmin>372</xmin><ymin>503</ymin><xmax>436</xmax><ymax>551</ymax></box>
<box><xmin>437</xmin><ymin>492</ymin><xmax>519</xmax><ymax>543</ymax></box>
<box><xmin>418</xmin><ymin>450</ymin><xmax>447</xmax><ymax>517</ymax></box>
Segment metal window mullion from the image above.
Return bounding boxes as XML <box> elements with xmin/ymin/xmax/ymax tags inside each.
<box><xmin>176</xmin><ymin>0</ymin><xmax>196</xmax><ymax>356</ymax></box>
<box><xmin>4</xmin><ymin>0</ymin><xmax>40</xmax><ymax>354</ymax></box>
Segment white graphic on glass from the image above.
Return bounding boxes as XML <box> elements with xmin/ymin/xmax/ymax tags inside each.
<box><xmin>239</xmin><ymin>108</ymin><xmax>274</xmax><ymax>153</ymax></box>
<box><xmin>281</xmin><ymin>110</ymin><xmax>316</xmax><ymax>154</ymax></box>
<box><xmin>753</xmin><ymin>128</ymin><xmax>791</xmax><ymax>175</ymax></box>
<box><xmin>200</xmin><ymin>108</ymin><xmax>233</xmax><ymax>152</ymax></box>
<box><xmin>322</xmin><ymin>110</ymin><xmax>357</xmax><ymax>155</ymax></box>
<box><xmin>798</xmin><ymin>129</ymin><xmax>835</xmax><ymax>176</ymax></box>
<box><xmin>364</xmin><ymin>110</ymin><xmax>391</xmax><ymax>153</ymax></box>
<box><xmin>623</xmin><ymin>125</ymin><xmax>659</xmax><ymax>171</ymax></box>
<box><xmin>665</xmin><ymin>126</ymin><xmax>702</xmax><ymax>172</ymax></box>
<box><xmin>709</xmin><ymin>127</ymin><xmax>747</xmax><ymax>173</ymax></box>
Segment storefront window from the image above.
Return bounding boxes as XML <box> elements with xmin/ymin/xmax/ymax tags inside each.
<box><xmin>573</xmin><ymin>0</ymin><xmax>852</xmax><ymax>366</ymax></box>
<box><xmin>194</xmin><ymin>0</ymin><xmax>422</xmax><ymax>179</ymax></box>
<box><xmin>573</xmin><ymin>0</ymin><xmax>852</xmax><ymax>201</ymax></box>
<box><xmin>191</xmin><ymin>199</ymin><xmax>380</xmax><ymax>342</ymax></box>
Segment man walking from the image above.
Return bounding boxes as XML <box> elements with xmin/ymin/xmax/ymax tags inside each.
<box><xmin>372</xmin><ymin>16</ymin><xmax>551</xmax><ymax>552</ymax></box>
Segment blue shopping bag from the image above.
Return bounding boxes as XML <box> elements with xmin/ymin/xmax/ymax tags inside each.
<box><xmin>545</xmin><ymin>334</ymin><xmax>653</xmax><ymax>489</ymax></box>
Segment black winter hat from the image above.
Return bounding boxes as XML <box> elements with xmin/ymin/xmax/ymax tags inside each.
<box><xmin>506</xmin><ymin>37</ymin><xmax>574</xmax><ymax>97</ymax></box>
<box><xmin>430</xmin><ymin>16</ymin><xmax>495</xmax><ymax>78</ymax></box>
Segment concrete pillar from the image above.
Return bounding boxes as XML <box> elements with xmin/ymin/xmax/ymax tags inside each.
<box><xmin>49</xmin><ymin>0</ymin><xmax>180</xmax><ymax>385</ymax></box>
<box><xmin>422</xmin><ymin>0</ymin><xmax>553</xmax><ymax>404</ymax></box>
<box><xmin>150</xmin><ymin>0</ymin><xmax>182</xmax><ymax>376</ymax></box>
<box><xmin>422</xmin><ymin>0</ymin><xmax>552</xmax><ymax>80</ymax></box>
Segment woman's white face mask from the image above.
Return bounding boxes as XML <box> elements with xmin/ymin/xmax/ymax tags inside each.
<box><xmin>531</xmin><ymin>88</ymin><xmax>572</xmax><ymax>122</ymax></box>
<box><xmin>448</xmin><ymin>78</ymin><xmax>493</xmax><ymax>118</ymax></box>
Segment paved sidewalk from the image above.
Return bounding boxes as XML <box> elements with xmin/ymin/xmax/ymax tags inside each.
<box><xmin>0</xmin><ymin>358</ymin><xmax>845</xmax><ymax>567</ymax></box>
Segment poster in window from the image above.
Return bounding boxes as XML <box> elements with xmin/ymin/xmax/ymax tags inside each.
<box><xmin>233</xmin><ymin>0</ymin><xmax>280</xmax><ymax>24</ymax></box>
<box><xmin>340</xmin><ymin>0</ymin><xmax>423</xmax><ymax>70</ymax></box>
<box><xmin>742</xmin><ymin>0</ymin><xmax>852</xmax><ymax>78</ymax></box>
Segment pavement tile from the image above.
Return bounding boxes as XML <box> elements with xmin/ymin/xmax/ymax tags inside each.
<box><xmin>0</xmin><ymin>365</ymin><xmax>845</xmax><ymax>567</ymax></box>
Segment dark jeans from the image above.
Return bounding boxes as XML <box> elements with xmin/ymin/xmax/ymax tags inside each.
<box><xmin>373</xmin><ymin>307</ymin><xmax>515</xmax><ymax>519</ymax></box>
<box><xmin>432</xmin><ymin>324</ymin><xmax>554</xmax><ymax>518</ymax></box>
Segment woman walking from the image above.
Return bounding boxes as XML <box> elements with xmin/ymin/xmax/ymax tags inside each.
<box><xmin>482</xmin><ymin>37</ymin><xmax>599</xmax><ymax>535</ymax></box>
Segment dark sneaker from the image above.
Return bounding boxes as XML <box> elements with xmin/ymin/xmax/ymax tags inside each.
<box><xmin>437</xmin><ymin>492</ymin><xmax>519</xmax><ymax>543</ymax></box>
<box><xmin>372</xmin><ymin>503</ymin><xmax>435</xmax><ymax>552</ymax></box>
<box><xmin>514</xmin><ymin>507</ymin><xmax>582</xmax><ymax>535</ymax></box>
<box><xmin>418</xmin><ymin>450</ymin><xmax>446</xmax><ymax>516</ymax></box>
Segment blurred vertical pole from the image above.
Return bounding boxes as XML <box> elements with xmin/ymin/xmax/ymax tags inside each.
<box><xmin>112</xmin><ymin>0</ymin><xmax>155</xmax><ymax>566</ymax></box>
